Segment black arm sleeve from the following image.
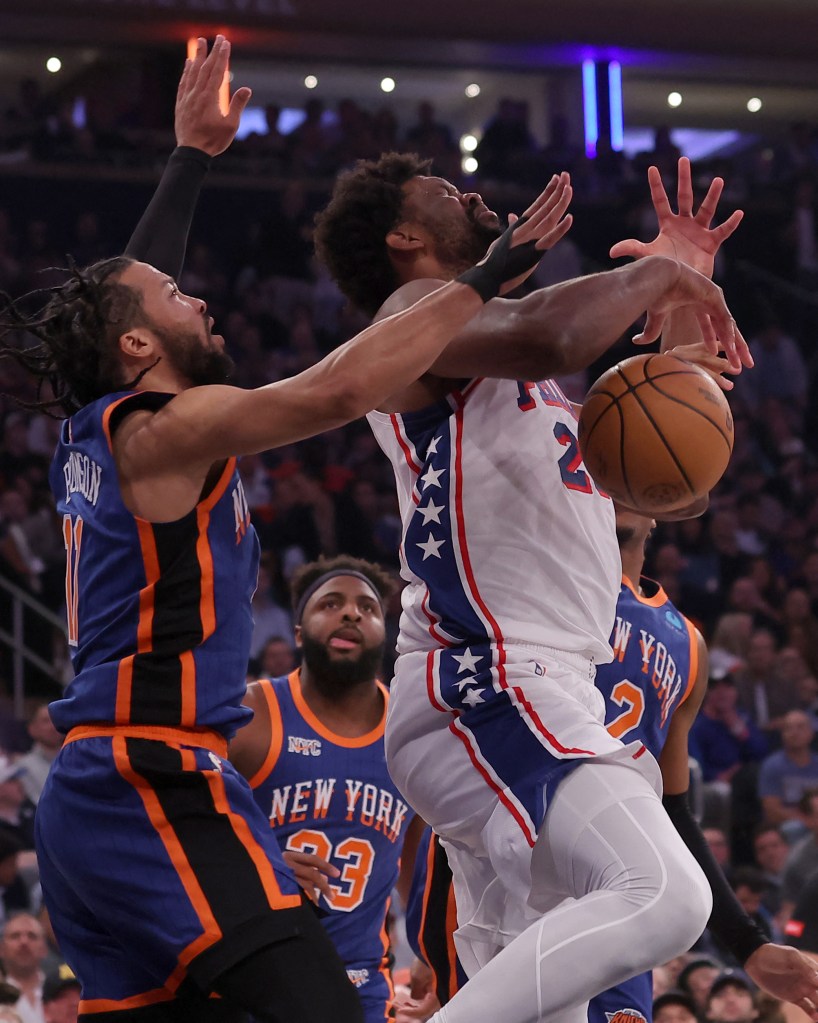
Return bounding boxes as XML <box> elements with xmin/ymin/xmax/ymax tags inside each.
<box><xmin>663</xmin><ymin>792</ymin><xmax>767</xmax><ymax>964</ymax></box>
<box><xmin>125</xmin><ymin>146</ymin><xmax>212</xmax><ymax>279</ymax></box>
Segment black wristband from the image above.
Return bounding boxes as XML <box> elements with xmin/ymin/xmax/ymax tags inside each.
<box><xmin>456</xmin><ymin>215</ymin><xmax>539</xmax><ymax>303</ymax></box>
<box><xmin>663</xmin><ymin>792</ymin><xmax>767</xmax><ymax>964</ymax></box>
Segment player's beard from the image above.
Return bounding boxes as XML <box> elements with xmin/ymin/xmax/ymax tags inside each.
<box><xmin>300</xmin><ymin>630</ymin><xmax>385</xmax><ymax>695</ymax></box>
<box><xmin>153</xmin><ymin>320</ymin><xmax>235</xmax><ymax>386</ymax></box>
<box><xmin>430</xmin><ymin>210</ymin><xmax>503</xmax><ymax>277</ymax></box>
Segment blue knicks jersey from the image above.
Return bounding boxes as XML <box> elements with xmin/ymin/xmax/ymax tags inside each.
<box><xmin>48</xmin><ymin>391</ymin><xmax>257</xmax><ymax>738</ymax></box>
<box><xmin>596</xmin><ymin>576</ymin><xmax>698</xmax><ymax>757</ymax></box>
<box><xmin>250</xmin><ymin>672</ymin><xmax>411</xmax><ymax>1000</ymax></box>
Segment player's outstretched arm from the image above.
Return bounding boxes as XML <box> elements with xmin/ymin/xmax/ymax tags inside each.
<box><xmin>380</xmin><ymin>254</ymin><xmax>746</xmax><ymax>385</ymax></box>
<box><xmin>117</xmin><ymin>214</ymin><xmax>546</xmax><ymax>484</ymax></box>
<box><xmin>744</xmin><ymin>945</ymin><xmax>818</xmax><ymax>1020</ymax></box>
<box><xmin>125</xmin><ymin>36</ymin><xmax>250</xmax><ymax>277</ymax></box>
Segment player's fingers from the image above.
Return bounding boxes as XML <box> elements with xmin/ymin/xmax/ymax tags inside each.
<box><xmin>535</xmin><ymin>214</ymin><xmax>573</xmax><ymax>250</ymax></box>
<box><xmin>526</xmin><ymin>183</ymin><xmax>572</xmax><ymax>235</ymax></box>
<box><xmin>634</xmin><ymin>310</ymin><xmax>665</xmax><ymax>344</ymax></box>
<box><xmin>226</xmin><ymin>86</ymin><xmax>253</xmax><ymax>125</ymax></box>
<box><xmin>677</xmin><ymin>157</ymin><xmax>694</xmax><ymax>217</ymax></box>
<box><xmin>201</xmin><ymin>34</ymin><xmax>228</xmax><ymax>88</ymax></box>
<box><xmin>609</xmin><ymin>238</ymin><xmax>647</xmax><ymax>260</ymax></box>
<box><xmin>647</xmin><ymin>165</ymin><xmax>673</xmax><ymax>220</ymax></box>
<box><xmin>521</xmin><ymin>173</ymin><xmax>563</xmax><ymax>218</ymax></box>
<box><xmin>695</xmin><ymin>176</ymin><xmax>725</xmax><ymax>226</ymax></box>
<box><xmin>521</xmin><ymin>178</ymin><xmax>567</xmax><ymax>230</ymax></box>
<box><xmin>710</xmin><ymin>208</ymin><xmax>745</xmax><ymax>244</ymax></box>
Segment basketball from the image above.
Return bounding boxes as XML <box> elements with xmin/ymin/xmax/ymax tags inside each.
<box><xmin>578</xmin><ymin>352</ymin><xmax>734</xmax><ymax>514</ymax></box>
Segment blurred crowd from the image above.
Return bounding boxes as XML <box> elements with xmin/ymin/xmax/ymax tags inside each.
<box><xmin>2</xmin><ymin>68</ymin><xmax>818</xmax><ymax>1022</ymax></box>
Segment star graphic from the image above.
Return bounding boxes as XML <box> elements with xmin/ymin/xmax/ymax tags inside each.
<box><xmin>416</xmin><ymin>533</ymin><xmax>446</xmax><ymax>560</ymax></box>
<box><xmin>454</xmin><ymin>676</ymin><xmax>477</xmax><ymax>692</ymax></box>
<box><xmin>427</xmin><ymin>435</ymin><xmax>442</xmax><ymax>455</ymax></box>
<box><xmin>461</xmin><ymin>688</ymin><xmax>485</xmax><ymax>708</ymax></box>
<box><xmin>416</xmin><ymin>499</ymin><xmax>444</xmax><ymax>525</ymax></box>
<box><xmin>420</xmin><ymin>465</ymin><xmax>445</xmax><ymax>490</ymax></box>
<box><xmin>452</xmin><ymin>648</ymin><xmax>482</xmax><ymax>674</ymax></box>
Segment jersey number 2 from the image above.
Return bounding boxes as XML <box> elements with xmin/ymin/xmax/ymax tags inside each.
<box><xmin>286</xmin><ymin>829</ymin><xmax>375</xmax><ymax>912</ymax></box>
<box><xmin>606</xmin><ymin>680</ymin><xmax>646</xmax><ymax>740</ymax></box>
<box><xmin>62</xmin><ymin>514</ymin><xmax>84</xmax><ymax>647</ymax></box>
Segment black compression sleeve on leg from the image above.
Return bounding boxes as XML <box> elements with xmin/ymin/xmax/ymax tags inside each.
<box><xmin>663</xmin><ymin>792</ymin><xmax>767</xmax><ymax>964</ymax></box>
<box><xmin>125</xmin><ymin>146</ymin><xmax>212</xmax><ymax>278</ymax></box>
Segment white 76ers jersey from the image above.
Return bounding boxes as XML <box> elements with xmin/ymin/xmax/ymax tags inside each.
<box><xmin>367</xmin><ymin>377</ymin><xmax>620</xmax><ymax>663</ymax></box>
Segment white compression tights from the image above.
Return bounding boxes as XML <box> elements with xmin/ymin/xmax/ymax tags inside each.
<box><xmin>430</xmin><ymin>760</ymin><xmax>712</xmax><ymax>1023</ymax></box>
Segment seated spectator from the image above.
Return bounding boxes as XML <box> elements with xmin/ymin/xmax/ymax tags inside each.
<box><xmin>731</xmin><ymin>866</ymin><xmax>778</xmax><ymax>944</ymax></box>
<box><xmin>1</xmin><ymin>912</ymin><xmax>50</xmax><ymax>1023</ymax></box>
<box><xmin>252</xmin><ymin>635</ymin><xmax>296</xmax><ymax>681</ymax></box>
<box><xmin>14</xmin><ymin>705</ymin><xmax>61</xmax><ymax>807</ymax></box>
<box><xmin>653</xmin><ymin>991</ymin><xmax>699</xmax><ymax>1023</ymax></box>
<box><xmin>249</xmin><ymin>563</ymin><xmax>293</xmax><ymax>664</ymax></box>
<box><xmin>705</xmin><ymin>972</ymin><xmax>759</xmax><ymax>1023</ymax></box>
<box><xmin>734</xmin><ymin>629</ymin><xmax>798</xmax><ymax>738</ymax></box>
<box><xmin>0</xmin><ymin>834</ymin><xmax>31</xmax><ymax>926</ymax></box>
<box><xmin>0</xmin><ymin>761</ymin><xmax>34</xmax><ymax>851</ymax></box>
<box><xmin>710</xmin><ymin>612</ymin><xmax>754</xmax><ymax>681</ymax></box>
<box><xmin>41</xmin><ymin>968</ymin><xmax>79</xmax><ymax>1023</ymax></box>
<box><xmin>704</xmin><ymin>827</ymin><xmax>733</xmax><ymax>874</ymax></box>
<box><xmin>752</xmin><ymin>823</ymin><xmax>790</xmax><ymax>916</ymax></box>
<box><xmin>759</xmin><ymin>711</ymin><xmax>818</xmax><ymax>837</ymax></box>
<box><xmin>689</xmin><ymin>676</ymin><xmax>768</xmax><ymax>784</ymax></box>
<box><xmin>678</xmin><ymin>958</ymin><xmax>724</xmax><ymax>1017</ymax></box>
<box><xmin>780</xmin><ymin>788</ymin><xmax>818</xmax><ymax>918</ymax></box>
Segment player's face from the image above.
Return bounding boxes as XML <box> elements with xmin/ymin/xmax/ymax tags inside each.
<box><xmin>120</xmin><ymin>262</ymin><xmax>234</xmax><ymax>385</ymax></box>
<box><xmin>297</xmin><ymin>576</ymin><xmax>386</xmax><ymax>689</ymax></box>
<box><xmin>401</xmin><ymin>176</ymin><xmax>502</xmax><ymax>272</ymax></box>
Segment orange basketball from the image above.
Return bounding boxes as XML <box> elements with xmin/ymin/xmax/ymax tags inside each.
<box><xmin>578</xmin><ymin>352</ymin><xmax>734</xmax><ymax>514</ymax></box>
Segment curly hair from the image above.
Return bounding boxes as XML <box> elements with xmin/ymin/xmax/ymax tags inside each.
<box><xmin>289</xmin><ymin>554</ymin><xmax>398</xmax><ymax>612</ymax></box>
<box><xmin>314</xmin><ymin>152</ymin><xmax>432</xmax><ymax>316</ymax></box>
<box><xmin>0</xmin><ymin>255</ymin><xmax>155</xmax><ymax>418</ymax></box>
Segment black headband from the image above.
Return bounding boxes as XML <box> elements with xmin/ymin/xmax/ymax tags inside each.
<box><xmin>294</xmin><ymin>570</ymin><xmax>385</xmax><ymax>624</ymax></box>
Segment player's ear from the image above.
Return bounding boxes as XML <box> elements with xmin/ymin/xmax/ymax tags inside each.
<box><xmin>294</xmin><ymin>624</ymin><xmax>303</xmax><ymax>649</ymax></box>
<box><xmin>118</xmin><ymin>328</ymin><xmax>156</xmax><ymax>361</ymax></box>
<box><xmin>386</xmin><ymin>224</ymin><xmax>426</xmax><ymax>254</ymax></box>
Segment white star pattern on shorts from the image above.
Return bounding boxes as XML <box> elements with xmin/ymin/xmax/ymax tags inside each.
<box><xmin>461</xmin><ymin>688</ymin><xmax>485</xmax><ymax>708</ymax></box>
<box><xmin>420</xmin><ymin>465</ymin><xmax>445</xmax><ymax>490</ymax></box>
<box><xmin>427</xmin><ymin>435</ymin><xmax>442</xmax><ymax>455</ymax></box>
<box><xmin>417</xmin><ymin>533</ymin><xmax>446</xmax><ymax>560</ymax></box>
<box><xmin>416</xmin><ymin>499</ymin><xmax>444</xmax><ymax>525</ymax></box>
<box><xmin>452</xmin><ymin>648</ymin><xmax>483</xmax><ymax>674</ymax></box>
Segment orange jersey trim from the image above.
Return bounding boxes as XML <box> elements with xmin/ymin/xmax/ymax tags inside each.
<box><xmin>416</xmin><ymin>835</ymin><xmax>440</xmax><ymax>998</ymax></box>
<box><xmin>621</xmin><ymin>574</ymin><xmax>668</xmax><ymax>608</ymax></box>
<box><xmin>79</xmin><ymin>987</ymin><xmax>176</xmax><ymax>1015</ymax></box>
<box><xmin>287</xmin><ymin>669</ymin><xmax>388</xmax><ymax>748</ymax></box>
<box><xmin>247</xmin><ymin>679</ymin><xmax>284</xmax><ymax>790</ymax></box>
<box><xmin>65</xmin><ymin>724</ymin><xmax>228</xmax><ymax>759</ymax></box>
<box><xmin>679</xmin><ymin>615</ymin><xmax>699</xmax><ymax>709</ymax></box>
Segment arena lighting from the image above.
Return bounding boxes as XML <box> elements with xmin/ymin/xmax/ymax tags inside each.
<box><xmin>465</xmin><ymin>83</ymin><xmax>481</xmax><ymax>98</ymax></box>
<box><xmin>460</xmin><ymin>134</ymin><xmax>478</xmax><ymax>152</ymax></box>
<box><xmin>582</xmin><ymin>59</ymin><xmax>598</xmax><ymax>158</ymax></box>
<box><xmin>46</xmin><ymin>57</ymin><xmax>62</xmax><ymax>73</ymax></box>
<box><xmin>380</xmin><ymin>77</ymin><xmax>396</xmax><ymax>93</ymax></box>
<box><xmin>668</xmin><ymin>91</ymin><xmax>683</xmax><ymax>107</ymax></box>
<box><xmin>304</xmin><ymin>75</ymin><xmax>318</xmax><ymax>89</ymax></box>
<box><xmin>608</xmin><ymin>61</ymin><xmax>623</xmax><ymax>151</ymax></box>
<box><xmin>462</xmin><ymin>156</ymin><xmax>478</xmax><ymax>173</ymax></box>
<box><xmin>747</xmin><ymin>97</ymin><xmax>763</xmax><ymax>112</ymax></box>
<box><xmin>187</xmin><ymin>38</ymin><xmax>229</xmax><ymax>114</ymax></box>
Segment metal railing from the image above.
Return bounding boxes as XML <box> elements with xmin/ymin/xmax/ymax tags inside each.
<box><xmin>0</xmin><ymin>574</ymin><xmax>67</xmax><ymax>717</ymax></box>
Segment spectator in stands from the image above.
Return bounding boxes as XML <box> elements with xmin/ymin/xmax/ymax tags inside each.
<box><xmin>781</xmin><ymin>788</ymin><xmax>818</xmax><ymax>916</ymax></box>
<box><xmin>249</xmin><ymin>563</ymin><xmax>293</xmax><ymax>664</ymax></box>
<box><xmin>759</xmin><ymin>711</ymin><xmax>818</xmax><ymax>836</ymax></box>
<box><xmin>705</xmin><ymin>972</ymin><xmax>760</xmax><ymax>1023</ymax></box>
<box><xmin>14</xmin><ymin>705</ymin><xmax>61</xmax><ymax>806</ymax></box>
<box><xmin>40</xmin><ymin>970</ymin><xmax>79</xmax><ymax>1023</ymax></box>
<box><xmin>704</xmin><ymin>827</ymin><xmax>733</xmax><ymax>873</ymax></box>
<box><xmin>735</xmin><ymin>629</ymin><xmax>798</xmax><ymax>737</ymax></box>
<box><xmin>678</xmin><ymin>959</ymin><xmax>723</xmax><ymax>1016</ymax></box>
<box><xmin>653</xmin><ymin>990</ymin><xmax>699</xmax><ymax>1023</ymax></box>
<box><xmin>0</xmin><ymin>833</ymin><xmax>31</xmax><ymax>926</ymax></box>
<box><xmin>254</xmin><ymin>636</ymin><xmax>296</xmax><ymax>681</ymax></box>
<box><xmin>752</xmin><ymin>824</ymin><xmax>790</xmax><ymax>916</ymax></box>
<box><xmin>690</xmin><ymin>676</ymin><xmax>768</xmax><ymax>784</ymax></box>
<box><xmin>1</xmin><ymin>913</ymin><xmax>50</xmax><ymax>1023</ymax></box>
<box><xmin>710</xmin><ymin>612</ymin><xmax>754</xmax><ymax>682</ymax></box>
<box><xmin>732</xmin><ymin>866</ymin><xmax>777</xmax><ymax>943</ymax></box>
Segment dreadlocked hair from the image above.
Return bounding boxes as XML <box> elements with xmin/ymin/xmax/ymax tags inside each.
<box><xmin>0</xmin><ymin>255</ymin><xmax>157</xmax><ymax>418</ymax></box>
<box><xmin>289</xmin><ymin>555</ymin><xmax>398</xmax><ymax>612</ymax></box>
<box><xmin>314</xmin><ymin>152</ymin><xmax>432</xmax><ymax>316</ymax></box>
